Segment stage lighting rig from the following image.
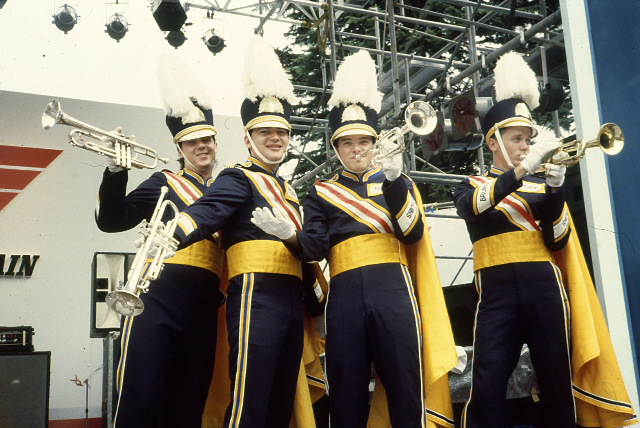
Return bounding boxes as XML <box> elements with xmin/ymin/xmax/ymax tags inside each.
<box><xmin>105</xmin><ymin>13</ymin><xmax>129</xmax><ymax>42</ymax></box>
<box><xmin>166</xmin><ymin>30</ymin><xmax>186</xmax><ymax>48</ymax></box>
<box><xmin>203</xmin><ymin>28</ymin><xmax>225</xmax><ymax>54</ymax></box>
<box><xmin>52</xmin><ymin>4</ymin><xmax>78</xmax><ymax>34</ymax></box>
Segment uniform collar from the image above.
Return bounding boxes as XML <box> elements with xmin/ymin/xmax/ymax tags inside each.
<box><xmin>488</xmin><ymin>166</ymin><xmax>507</xmax><ymax>177</ymax></box>
<box><xmin>178</xmin><ymin>168</ymin><xmax>215</xmax><ymax>187</ymax></box>
<box><xmin>248</xmin><ymin>156</ymin><xmax>280</xmax><ymax>176</ymax></box>
<box><xmin>340</xmin><ymin>167</ymin><xmax>382</xmax><ymax>183</ymax></box>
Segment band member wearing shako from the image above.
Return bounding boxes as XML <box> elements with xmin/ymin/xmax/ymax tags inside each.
<box><xmin>454</xmin><ymin>52</ymin><xmax>639</xmax><ymax>428</ymax></box>
<box><xmin>95</xmin><ymin>54</ymin><xmax>224</xmax><ymax>428</ymax></box>
<box><xmin>252</xmin><ymin>50</ymin><xmax>457</xmax><ymax>428</ymax></box>
<box><xmin>171</xmin><ymin>37</ymin><xmax>323</xmax><ymax>428</ymax></box>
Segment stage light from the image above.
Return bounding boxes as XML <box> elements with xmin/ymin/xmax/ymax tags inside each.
<box><xmin>105</xmin><ymin>13</ymin><xmax>129</xmax><ymax>42</ymax></box>
<box><xmin>203</xmin><ymin>29</ymin><xmax>225</xmax><ymax>54</ymax></box>
<box><xmin>52</xmin><ymin>4</ymin><xmax>78</xmax><ymax>34</ymax></box>
<box><xmin>166</xmin><ymin>30</ymin><xmax>186</xmax><ymax>49</ymax></box>
<box><xmin>152</xmin><ymin>0</ymin><xmax>187</xmax><ymax>32</ymax></box>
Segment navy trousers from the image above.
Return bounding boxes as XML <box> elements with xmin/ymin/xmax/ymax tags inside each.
<box><xmin>223</xmin><ymin>272</ymin><xmax>304</xmax><ymax>428</ymax></box>
<box><xmin>325</xmin><ymin>263</ymin><xmax>425</xmax><ymax>428</ymax></box>
<box><xmin>113</xmin><ymin>264</ymin><xmax>222</xmax><ymax>428</ymax></box>
<box><xmin>462</xmin><ymin>261</ymin><xmax>575</xmax><ymax>428</ymax></box>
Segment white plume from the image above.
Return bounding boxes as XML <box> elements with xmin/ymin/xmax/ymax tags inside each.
<box><xmin>242</xmin><ymin>36</ymin><xmax>295</xmax><ymax>103</ymax></box>
<box><xmin>157</xmin><ymin>53</ymin><xmax>213</xmax><ymax>123</ymax></box>
<box><xmin>328</xmin><ymin>50</ymin><xmax>382</xmax><ymax>112</ymax></box>
<box><xmin>494</xmin><ymin>51</ymin><xmax>540</xmax><ymax>110</ymax></box>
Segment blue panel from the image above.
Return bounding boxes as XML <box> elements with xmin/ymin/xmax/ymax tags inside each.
<box><xmin>586</xmin><ymin>0</ymin><xmax>640</xmax><ymax>365</ymax></box>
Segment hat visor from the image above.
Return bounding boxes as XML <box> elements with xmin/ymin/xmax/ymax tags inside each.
<box><xmin>174</xmin><ymin>127</ymin><xmax>217</xmax><ymax>144</ymax></box>
<box><xmin>486</xmin><ymin>118</ymin><xmax>538</xmax><ymax>140</ymax></box>
<box><xmin>331</xmin><ymin>124</ymin><xmax>378</xmax><ymax>144</ymax></box>
<box><xmin>245</xmin><ymin>116</ymin><xmax>291</xmax><ymax>132</ymax></box>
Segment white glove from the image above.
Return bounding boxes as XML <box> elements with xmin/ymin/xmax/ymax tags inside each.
<box><xmin>379</xmin><ymin>141</ymin><xmax>402</xmax><ymax>181</ymax></box>
<box><xmin>105</xmin><ymin>127</ymin><xmax>125</xmax><ymax>173</ymax></box>
<box><xmin>520</xmin><ymin>138</ymin><xmax>561</xmax><ymax>174</ymax></box>
<box><xmin>134</xmin><ymin>227</ymin><xmax>176</xmax><ymax>260</ymax></box>
<box><xmin>543</xmin><ymin>151</ymin><xmax>569</xmax><ymax>188</ymax></box>
<box><xmin>250</xmin><ymin>206</ymin><xmax>296</xmax><ymax>240</ymax></box>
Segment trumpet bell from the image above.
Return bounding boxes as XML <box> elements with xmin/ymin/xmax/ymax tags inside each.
<box><xmin>598</xmin><ymin>123</ymin><xmax>624</xmax><ymax>155</ymax></box>
<box><xmin>106</xmin><ymin>290</ymin><xmax>145</xmax><ymax>317</ymax></box>
<box><xmin>42</xmin><ymin>100</ymin><xmax>62</xmax><ymax>130</ymax></box>
<box><xmin>404</xmin><ymin>101</ymin><xmax>438</xmax><ymax>136</ymax></box>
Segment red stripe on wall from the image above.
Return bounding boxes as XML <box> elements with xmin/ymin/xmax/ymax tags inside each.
<box><xmin>0</xmin><ymin>193</ymin><xmax>17</xmax><ymax>211</ymax></box>
<box><xmin>49</xmin><ymin>418</ymin><xmax>101</xmax><ymax>428</ymax></box>
<box><xmin>0</xmin><ymin>168</ymin><xmax>41</xmax><ymax>190</ymax></box>
<box><xmin>0</xmin><ymin>145</ymin><xmax>62</xmax><ymax>168</ymax></box>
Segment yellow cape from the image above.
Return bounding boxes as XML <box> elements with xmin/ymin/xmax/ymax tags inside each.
<box><xmin>201</xmin><ymin>260</ymin><xmax>327</xmax><ymax>428</ymax></box>
<box><xmin>553</xmin><ymin>216</ymin><xmax>637</xmax><ymax>427</ymax></box>
<box><xmin>367</xmin><ymin>187</ymin><xmax>459</xmax><ymax>428</ymax></box>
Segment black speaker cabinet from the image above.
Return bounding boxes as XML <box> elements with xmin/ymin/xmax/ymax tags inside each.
<box><xmin>0</xmin><ymin>351</ymin><xmax>50</xmax><ymax>427</ymax></box>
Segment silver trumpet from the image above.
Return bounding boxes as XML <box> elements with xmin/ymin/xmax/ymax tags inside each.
<box><xmin>105</xmin><ymin>187</ymin><xmax>180</xmax><ymax>316</ymax></box>
<box><xmin>355</xmin><ymin>101</ymin><xmax>438</xmax><ymax>162</ymax></box>
<box><xmin>42</xmin><ymin>100</ymin><xmax>169</xmax><ymax>170</ymax></box>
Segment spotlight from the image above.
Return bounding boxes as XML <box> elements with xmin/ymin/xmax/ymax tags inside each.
<box><xmin>152</xmin><ymin>0</ymin><xmax>187</xmax><ymax>32</ymax></box>
<box><xmin>105</xmin><ymin>13</ymin><xmax>129</xmax><ymax>42</ymax></box>
<box><xmin>203</xmin><ymin>29</ymin><xmax>225</xmax><ymax>54</ymax></box>
<box><xmin>53</xmin><ymin>4</ymin><xmax>78</xmax><ymax>34</ymax></box>
<box><xmin>166</xmin><ymin>30</ymin><xmax>186</xmax><ymax>49</ymax></box>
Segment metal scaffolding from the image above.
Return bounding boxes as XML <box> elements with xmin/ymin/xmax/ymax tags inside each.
<box><xmin>184</xmin><ymin>0</ymin><xmax>567</xmax><ymax>190</ymax></box>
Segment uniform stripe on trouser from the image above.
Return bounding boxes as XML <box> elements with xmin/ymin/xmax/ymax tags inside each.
<box><xmin>461</xmin><ymin>270</ymin><xmax>483</xmax><ymax>428</ymax></box>
<box><xmin>228</xmin><ymin>273</ymin><xmax>255</xmax><ymax>428</ymax></box>
<box><xmin>113</xmin><ymin>263</ymin><xmax>151</xmax><ymax>427</ymax></box>
<box><xmin>400</xmin><ymin>265</ymin><xmax>427</xmax><ymax>428</ymax></box>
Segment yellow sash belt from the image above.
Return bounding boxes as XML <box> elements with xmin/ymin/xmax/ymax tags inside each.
<box><xmin>473</xmin><ymin>230</ymin><xmax>553</xmax><ymax>271</ymax></box>
<box><xmin>327</xmin><ymin>234</ymin><xmax>407</xmax><ymax>278</ymax></box>
<box><xmin>165</xmin><ymin>239</ymin><xmax>224</xmax><ymax>277</ymax></box>
<box><xmin>226</xmin><ymin>240</ymin><xmax>302</xmax><ymax>280</ymax></box>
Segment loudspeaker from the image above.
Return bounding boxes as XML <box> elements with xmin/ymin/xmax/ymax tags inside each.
<box><xmin>442</xmin><ymin>282</ymin><xmax>478</xmax><ymax>346</ymax></box>
<box><xmin>0</xmin><ymin>351</ymin><xmax>50</xmax><ymax>427</ymax></box>
<box><xmin>91</xmin><ymin>252</ymin><xmax>134</xmax><ymax>338</ymax></box>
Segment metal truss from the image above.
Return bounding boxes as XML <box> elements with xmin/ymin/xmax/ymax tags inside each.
<box><xmin>184</xmin><ymin>0</ymin><xmax>568</xmax><ymax>188</ymax></box>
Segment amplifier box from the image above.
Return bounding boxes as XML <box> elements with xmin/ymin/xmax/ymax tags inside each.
<box><xmin>0</xmin><ymin>326</ymin><xmax>34</xmax><ymax>353</ymax></box>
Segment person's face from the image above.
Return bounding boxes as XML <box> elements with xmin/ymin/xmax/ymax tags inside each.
<box><xmin>488</xmin><ymin>126</ymin><xmax>531</xmax><ymax>170</ymax></box>
<box><xmin>179</xmin><ymin>135</ymin><xmax>217</xmax><ymax>172</ymax></box>
<box><xmin>244</xmin><ymin>127</ymin><xmax>290</xmax><ymax>163</ymax></box>
<box><xmin>335</xmin><ymin>134</ymin><xmax>374</xmax><ymax>174</ymax></box>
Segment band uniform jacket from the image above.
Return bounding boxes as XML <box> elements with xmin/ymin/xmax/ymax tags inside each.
<box><xmin>292</xmin><ymin>168</ymin><xmax>458</xmax><ymax>428</ymax></box>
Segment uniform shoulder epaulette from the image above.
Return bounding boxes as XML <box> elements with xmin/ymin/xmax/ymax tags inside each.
<box><xmin>230</xmin><ymin>161</ymin><xmax>252</xmax><ymax>169</ymax></box>
<box><xmin>324</xmin><ymin>173</ymin><xmax>339</xmax><ymax>182</ymax></box>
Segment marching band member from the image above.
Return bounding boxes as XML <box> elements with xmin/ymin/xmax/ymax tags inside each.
<box><xmin>453</xmin><ymin>52</ymin><xmax>637</xmax><ymax>428</ymax></box>
<box><xmin>251</xmin><ymin>50</ymin><xmax>457</xmax><ymax>428</ymax></box>
<box><xmin>95</xmin><ymin>54</ymin><xmax>224</xmax><ymax>428</ymax></box>
<box><xmin>171</xmin><ymin>37</ymin><xmax>324</xmax><ymax>428</ymax></box>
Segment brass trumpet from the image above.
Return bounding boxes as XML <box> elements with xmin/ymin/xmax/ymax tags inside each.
<box><xmin>105</xmin><ymin>187</ymin><xmax>180</xmax><ymax>316</ymax></box>
<box><xmin>355</xmin><ymin>101</ymin><xmax>438</xmax><ymax>161</ymax></box>
<box><xmin>542</xmin><ymin>123</ymin><xmax>624</xmax><ymax>167</ymax></box>
<box><xmin>42</xmin><ymin>100</ymin><xmax>169</xmax><ymax>170</ymax></box>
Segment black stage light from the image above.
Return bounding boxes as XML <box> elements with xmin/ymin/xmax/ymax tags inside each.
<box><xmin>53</xmin><ymin>4</ymin><xmax>78</xmax><ymax>34</ymax></box>
<box><xmin>166</xmin><ymin>30</ymin><xmax>186</xmax><ymax>48</ymax></box>
<box><xmin>203</xmin><ymin>29</ymin><xmax>225</xmax><ymax>54</ymax></box>
<box><xmin>152</xmin><ymin>0</ymin><xmax>187</xmax><ymax>32</ymax></box>
<box><xmin>106</xmin><ymin>13</ymin><xmax>129</xmax><ymax>42</ymax></box>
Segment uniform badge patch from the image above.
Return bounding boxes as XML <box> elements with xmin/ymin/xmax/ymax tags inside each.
<box><xmin>285</xmin><ymin>182</ymin><xmax>299</xmax><ymax>202</ymax></box>
<box><xmin>367</xmin><ymin>183</ymin><xmax>383</xmax><ymax>197</ymax></box>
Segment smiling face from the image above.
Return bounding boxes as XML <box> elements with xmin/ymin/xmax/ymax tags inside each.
<box><xmin>487</xmin><ymin>126</ymin><xmax>532</xmax><ymax>170</ymax></box>
<box><xmin>179</xmin><ymin>135</ymin><xmax>217</xmax><ymax>174</ymax></box>
<box><xmin>244</xmin><ymin>127</ymin><xmax>290</xmax><ymax>164</ymax></box>
<box><xmin>334</xmin><ymin>134</ymin><xmax>375</xmax><ymax>174</ymax></box>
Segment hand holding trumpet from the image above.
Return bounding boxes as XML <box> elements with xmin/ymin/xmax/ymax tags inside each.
<box><xmin>378</xmin><ymin>141</ymin><xmax>403</xmax><ymax>181</ymax></box>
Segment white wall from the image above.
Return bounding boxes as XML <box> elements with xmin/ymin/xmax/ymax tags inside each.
<box><xmin>0</xmin><ymin>89</ymin><xmax>246</xmax><ymax>421</ymax></box>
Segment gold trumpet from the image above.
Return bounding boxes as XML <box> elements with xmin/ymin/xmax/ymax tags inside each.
<box><xmin>541</xmin><ymin>123</ymin><xmax>624</xmax><ymax>167</ymax></box>
<box><xmin>42</xmin><ymin>100</ymin><xmax>169</xmax><ymax>170</ymax></box>
<box><xmin>105</xmin><ymin>187</ymin><xmax>180</xmax><ymax>316</ymax></box>
<box><xmin>355</xmin><ymin>101</ymin><xmax>438</xmax><ymax>161</ymax></box>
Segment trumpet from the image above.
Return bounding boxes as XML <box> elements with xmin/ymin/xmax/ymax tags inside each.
<box><xmin>540</xmin><ymin>123</ymin><xmax>624</xmax><ymax>168</ymax></box>
<box><xmin>105</xmin><ymin>187</ymin><xmax>180</xmax><ymax>316</ymax></box>
<box><xmin>355</xmin><ymin>101</ymin><xmax>437</xmax><ymax>162</ymax></box>
<box><xmin>42</xmin><ymin>100</ymin><xmax>169</xmax><ymax>170</ymax></box>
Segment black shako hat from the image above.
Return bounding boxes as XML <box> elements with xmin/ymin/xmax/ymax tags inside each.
<box><xmin>328</xmin><ymin>103</ymin><xmax>378</xmax><ymax>144</ymax></box>
<box><xmin>166</xmin><ymin>100</ymin><xmax>216</xmax><ymax>144</ymax></box>
<box><xmin>481</xmin><ymin>98</ymin><xmax>537</xmax><ymax>141</ymax></box>
<box><xmin>241</xmin><ymin>96</ymin><xmax>292</xmax><ymax>132</ymax></box>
